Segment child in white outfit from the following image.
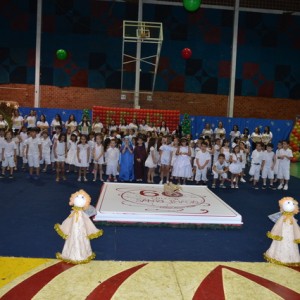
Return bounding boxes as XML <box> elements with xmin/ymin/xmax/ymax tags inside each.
<box><xmin>66</xmin><ymin>134</ymin><xmax>78</xmax><ymax>173</ymax></box>
<box><xmin>159</xmin><ymin>136</ymin><xmax>172</xmax><ymax>184</ymax></box>
<box><xmin>261</xmin><ymin>143</ymin><xmax>276</xmax><ymax>189</ymax></box>
<box><xmin>1</xmin><ymin>131</ymin><xmax>17</xmax><ymax>179</ymax></box>
<box><xmin>229</xmin><ymin>145</ymin><xmax>243</xmax><ymax>189</ymax></box>
<box><xmin>212</xmin><ymin>153</ymin><xmax>228</xmax><ymax>188</ymax></box>
<box><xmin>105</xmin><ymin>139</ymin><xmax>120</xmax><ymax>181</ymax></box>
<box><xmin>93</xmin><ymin>134</ymin><xmax>104</xmax><ymax>181</ymax></box>
<box><xmin>249</xmin><ymin>142</ymin><xmax>264</xmax><ymax>189</ymax></box>
<box><xmin>76</xmin><ymin>135</ymin><xmax>90</xmax><ymax>182</ymax></box>
<box><xmin>195</xmin><ymin>142</ymin><xmax>211</xmax><ymax>184</ymax></box>
<box><xmin>40</xmin><ymin>131</ymin><xmax>52</xmax><ymax>172</ymax></box>
<box><xmin>277</xmin><ymin>140</ymin><xmax>293</xmax><ymax>190</ymax></box>
<box><xmin>26</xmin><ymin>128</ymin><xmax>42</xmax><ymax>179</ymax></box>
<box><xmin>54</xmin><ymin>133</ymin><xmax>67</xmax><ymax>182</ymax></box>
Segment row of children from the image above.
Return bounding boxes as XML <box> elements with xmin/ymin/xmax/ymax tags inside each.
<box><xmin>0</xmin><ymin>125</ymin><xmax>293</xmax><ymax>190</ymax></box>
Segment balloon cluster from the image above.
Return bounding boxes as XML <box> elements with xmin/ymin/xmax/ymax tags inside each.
<box><xmin>181</xmin><ymin>113</ymin><xmax>191</xmax><ymax>136</ymax></box>
<box><xmin>183</xmin><ymin>0</ymin><xmax>201</xmax><ymax>12</ymax></box>
<box><xmin>290</xmin><ymin>118</ymin><xmax>300</xmax><ymax>162</ymax></box>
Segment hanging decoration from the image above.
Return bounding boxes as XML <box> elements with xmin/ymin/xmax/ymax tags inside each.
<box><xmin>56</xmin><ymin>49</ymin><xmax>68</xmax><ymax>60</ymax></box>
<box><xmin>183</xmin><ymin>0</ymin><xmax>201</xmax><ymax>12</ymax></box>
<box><xmin>181</xmin><ymin>48</ymin><xmax>192</xmax><ymax>60</ymax></box>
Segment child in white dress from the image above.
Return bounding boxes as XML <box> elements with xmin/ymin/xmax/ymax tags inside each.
<box><xmin>105</xmin><ymin>139</ymin><xmax>120</xmax><ymax>182</ymax></box>
<box><xmin>40</xmin><ymin>131</ymin><xmax>52</xmax><ymax>173</ymax></box>
<box><xmin>239</xmin><ymin>141</ymin><xmax>249</xmax><ymax>183</ymax></box>
<box><xmin>170</xmin><ymin>137</ymin><xmax>179</xmax><ymax>180</ymax></box>
<box><xmin>66</xmin><ymin>134</ymin><xmax>78</xmax><ymax>173</ymax></box>
<box><xmin>93</xmin><ymin>134</ymin><xmax>104</xmax><ymax>182</ymax></box>
<box><xmin>77</xmin><ymin>135</ymin><xmax>90</xmax><ymax>182</ymax></box>
<box><xmin>188</xmin><ymin>140</ymin><xmax>196</xmax><ymax>181</ymax></box>
<box><xmin>229</xmin><ymin>145</ymin><xmax>243</xmax><ymax>189</ymax></box>
<box><xmin>0</xmin><ymin>131</ymin><xmax>17</xmax><ymax>179</ymax></box>
<box><xmin>273</xmin><ymin>141</ymin><xmax>282</xmax><ymax>183</ymax></box>
<box><xmin>19</xmin><ymin>126</ymin><xmax>28</xmax><ymax>169</ymax></box>
<box><xmin>54</xmin><ymin>133</ymin><xmax>67</xmax><ymax>182</ymax></box>
<box><xmin>51</xmin><ymin>126</ymin><xmax>62</xmax><ymax>171</ymax></box>
<box><xmin>213</xmin><ymin>138</ymin><xmax>221</xmax><ymax>164</ymax></box>
<box><xmin>12</xmin><ymin>131</ymin><xmax>20</xmax><ymax>170</ymax></box>
<box><xmin>145</xmin><ymin>137</ymin><xmax>157</xmax><ymax>183</ymax></box>
<box><xmin>172</xmin><ymin>138</ymin><xmax>193</xmax><ymax>185</ymax></box>
<box><xmin>159</xmin><ymin>136</ymin><xmax>172</xmax><ymax>184</ymax></box>
<box><xmin>88</xmin><ymin>132</ymin><xmax>95</xmax><ymax>170</ymax></box>
<box><xmin>221</xmin><ymin>139</ymin><xmax>231</xmax><ymax>163</ymax></box>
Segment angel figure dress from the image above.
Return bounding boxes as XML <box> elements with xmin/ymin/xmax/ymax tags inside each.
<box><xmin>264</xmin><ymin>197</ymin><xmax>300</xmax><ymax>266</ymax></box>
<box><xmin>54</xmin><ymin>190</ymin><xmax>103</xmax><ymax>264</ymax></box>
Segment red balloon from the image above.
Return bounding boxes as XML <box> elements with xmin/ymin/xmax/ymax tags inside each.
<box><xmin>181</xmin><ymin>48</ymin><xmax>192</xmax><ymax>60</ymax></box>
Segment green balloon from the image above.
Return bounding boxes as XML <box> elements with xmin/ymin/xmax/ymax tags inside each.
<box><xmin>56</xmin><ymin>49</ymin><xmax>67</xmax><ymax>60</ymax></box>
<box><xmin>183</xmin><ymin>0</ymin><xmax>201</xmax><ymax>12</ymax></box>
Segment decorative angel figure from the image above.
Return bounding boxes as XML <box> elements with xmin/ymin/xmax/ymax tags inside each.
<box><xmin>264</xmin><ymin>197</ymin><xmax>300</xmax><ymax>266</ymax></box>
<box><xmin>54</xmin><ymin>190</ymin><xmax>103</xmax><ymax>264</ymax></box>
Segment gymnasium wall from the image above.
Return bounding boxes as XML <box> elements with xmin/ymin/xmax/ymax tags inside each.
<box><xmin>1</xmin><ymin>83</ymin><xmax>299</xmax><ymax>120</ymax></box>
<box><xmin>0</xmin><ymin>0</ymin><xmax>299</xmax><ymax>119</ymax></box>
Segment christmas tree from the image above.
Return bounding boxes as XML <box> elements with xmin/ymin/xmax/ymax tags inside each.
<box><xmin>181</xmin><ymin>113</ymin><xmax>191</xmax><ymax>136</ymax></box>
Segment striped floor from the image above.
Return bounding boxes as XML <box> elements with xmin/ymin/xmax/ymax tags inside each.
<box><xmin>1</xmin><ymin>257</ymin><xmax>300</xmax><ymax>299</ymax></box>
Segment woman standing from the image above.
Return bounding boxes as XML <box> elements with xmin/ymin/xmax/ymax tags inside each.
<box><xmin>65</xmin><ymin>114</ymin><xmax>77</xmax><ymax>132</ymax></box>
<box><xmin>37</xmin><ymin>114</ymin><xmax>49</xmax><ymax>132</ymax></box>
<box><xmin>251</xmin><ymin>127</ymin><xmax>262</xmax><ymax>151</ymax></box>
<box><xmin>92</xmin><ymin>116</ymin><xmax>103</xmax><ymax>134</ymax></box>
<box><xmin>214</xmin><ymin>121</ymin><xmax>226</xmax><ymax>141</ymax></box>
<box><xmin>51</xmin><ymin>114</ymin><xmax>64</xmax><ymax>135</ymax></box>
<box><xmin>201</xmin><ymin>123</ymin><xmax>213</xmax><ymax>139</ymax></box>
<box><xmin>79</xmin><ymin>115</ymin><xmax>91</xmax><ymax>136</ymax></box>
<box><xmin>11</xmin><ymin>109</ymin><xmax>24</xmax><ymax>133</ymax></box>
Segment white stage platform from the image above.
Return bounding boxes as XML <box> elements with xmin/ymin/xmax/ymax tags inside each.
<box><xmin>94</xmin><ymin>183</ymin><xmax>242</xmax><ymax>227</ymax></box>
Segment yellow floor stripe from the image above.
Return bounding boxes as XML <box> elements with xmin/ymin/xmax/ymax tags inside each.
<box><xmin>0</xmin><ymin>257</ymin><xmax>54</xmax><ymax>289</ymax></box>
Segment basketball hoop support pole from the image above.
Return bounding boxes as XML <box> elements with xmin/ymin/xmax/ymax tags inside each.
<box><xmin>34</xmin><ymin>0</ymin><xmax>42</xmax><ymax>108</ymax></box>
<box><xmin>227</xmin><ymin>0</ymin><xmax>239</xmax><ymax>117</ymax></box>
<box><xmin>134</xmin><ymin>0</ymin><xmax>143</xmax><ymax>109</ymax></box>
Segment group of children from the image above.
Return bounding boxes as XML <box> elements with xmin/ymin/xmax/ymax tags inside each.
<box><xmin>0</xmin><ymin>119</ymin><xmax>293</xmax><ymax>190</ymax></box>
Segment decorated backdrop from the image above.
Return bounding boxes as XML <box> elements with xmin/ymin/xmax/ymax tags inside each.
<box><xmin>182</xmin><ymin>115</ymin><xmax>294</xmax><ymax>149</ymax></box>
<box><xmin>92</xmin><ymin>106</ymin><xmax>180</xmax><ymax>131</ymax></box>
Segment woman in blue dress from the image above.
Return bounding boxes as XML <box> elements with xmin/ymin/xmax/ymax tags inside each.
<box><xmin>119</xmin><ymin>136</ymin><xmax>134</xmax><ymax>181</ymax></box>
